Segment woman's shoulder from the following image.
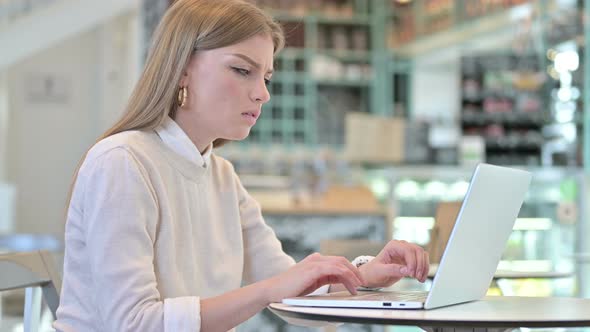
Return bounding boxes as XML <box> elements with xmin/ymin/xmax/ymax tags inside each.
<box><xmin>209</xmin><ymin>154</ymin><xmax>244</xmax><ymax>186</ymax></box>
<box><xmin>210</xmin><ymin>153</ymin><xmax>236</xmax><ymax>174</ymax></box>
<box><xmin>84</xmin><ymin>130</ymin><xmax>157</xmax><ymax>167</ymax></box>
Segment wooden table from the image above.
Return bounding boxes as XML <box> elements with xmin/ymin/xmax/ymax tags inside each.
<box><xmin>269</xmin><ymin>296</ymin><xmax>590</xmax><ymax>332</ymax></box>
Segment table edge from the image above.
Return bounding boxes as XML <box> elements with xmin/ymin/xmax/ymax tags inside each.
<box><xmin>268</xmin><ymin>303</ymin><xmax>590</xmax><ymax>328</ymax></box>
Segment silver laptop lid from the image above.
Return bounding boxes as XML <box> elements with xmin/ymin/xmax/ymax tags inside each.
<box><xmin>425</xmin><ymin>163</ymin><xmax>532</xmax><ymax>309</ymax></box>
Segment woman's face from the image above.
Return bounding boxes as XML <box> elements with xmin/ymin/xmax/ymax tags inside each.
<box><xmin>178</xmin><ymin>33</ymin><xmax>274</xmax><ymax>147</ymax></box>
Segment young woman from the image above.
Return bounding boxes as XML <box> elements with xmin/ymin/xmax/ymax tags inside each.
<box><xmin>54</xmin><ymin>1</ymin><xmax>429</xmax><ymax>331</ymax></box>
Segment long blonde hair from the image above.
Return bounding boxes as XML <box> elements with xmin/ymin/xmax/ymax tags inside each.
<box><xmin>66</xmin><ymin>0</ymin><xmax>284</xmax><ymax>209</ymax></box>
<box><xmin>104</xmin><ymin>0</ymin><xmax>283</xmax><ymax>142</ymax></box>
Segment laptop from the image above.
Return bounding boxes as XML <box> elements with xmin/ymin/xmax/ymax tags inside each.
<box><xmin>282</xmin><ymin>163</ymin><xmax>532</xmax><ymax>310</ymax></box>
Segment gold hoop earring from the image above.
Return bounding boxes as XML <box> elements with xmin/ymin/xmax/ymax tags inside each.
<box><xmin>178</xmin><ymin>87</ymin><xmax>188</xmax><ymax>108</ymax></box>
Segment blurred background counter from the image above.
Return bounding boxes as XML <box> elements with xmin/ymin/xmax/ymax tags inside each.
<box><xmin>247</xmin><ymin>181</ymin><xmax>391</xmax><ymax>261</ymax></box>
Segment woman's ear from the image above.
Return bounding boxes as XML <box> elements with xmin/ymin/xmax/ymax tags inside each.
<box><xmin>179</xmin><ymin>70</ymin><xmax>189</xmax><ymax>88</ymax></box>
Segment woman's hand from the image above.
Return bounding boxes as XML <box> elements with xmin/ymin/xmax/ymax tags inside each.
<box><xmin>359</xmin><ymin>240</ymin><xmax>429</xmax><ymax>288</ymax></box>
<box><xmin>263</xmin><ymin>253</ymin><xmax>365</xmax><ymax>303</ymax></box>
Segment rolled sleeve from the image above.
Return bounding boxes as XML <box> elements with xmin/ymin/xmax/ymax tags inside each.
<box><xmin>164</xmin><ymin>297</ymin><xmax>201</xmax><ymax>331</ymax></box>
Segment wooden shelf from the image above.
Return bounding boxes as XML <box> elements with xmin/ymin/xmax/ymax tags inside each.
<box><xmin>250</xmin><ymin>186</ymin><xmax>386</xmax><ymax>216</ymax></box>
<box><xmin>391</xmin><ymin>3</ymin><xmax>532</xmax><ymax>56</ymax></box>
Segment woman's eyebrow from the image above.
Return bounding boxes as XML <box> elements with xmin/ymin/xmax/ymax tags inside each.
<box><xmin>226</xmin><ymin>53</ymin><xmax>274</xmax><ymax>75</ymax></box>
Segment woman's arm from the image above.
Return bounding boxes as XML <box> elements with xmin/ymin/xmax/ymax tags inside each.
<box><xmin>232</xmin><ymin>166</ymin><xmax>296</xmax><ymax>283</ymax></box>
<box><xmin>75</xmin><ymin>151</ymin><xmax>363</xmax><ymax>331</ymax></box>
<box><xmin>201</xmin><ymin>253</ymin><xmax>364</xmax><ymax>332</ymax></box>
<box><xmin>329</xmin><ymin>240</ymin><xmax>430</xmax><ymax>293</ymax></box>
<box><xmin>200</xmin><ymin>282</ymin><xmax>268</xmax><ymax>332</ymax></box>
<box><xmin>79</xmin><ymin>148</ymin><xmax>172</xmax><ymax>331</ymax></box>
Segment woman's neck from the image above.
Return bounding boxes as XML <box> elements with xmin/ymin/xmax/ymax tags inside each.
<box><xmin>172</xmin><ymin>112</ymin><xmax>212</xmax><ymax>154</ymax></box>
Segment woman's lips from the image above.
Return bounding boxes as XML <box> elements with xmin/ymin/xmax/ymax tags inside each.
<box><xmin>241</xmin><ymin>112</ymin><xmax>258</xmax><ymax>125</ymax></box>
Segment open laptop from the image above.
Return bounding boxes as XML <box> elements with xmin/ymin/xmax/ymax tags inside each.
<box><xmin>282</xmin><ymin>163</ymin><xmax>532</xmax><ymax>310</ymax></box>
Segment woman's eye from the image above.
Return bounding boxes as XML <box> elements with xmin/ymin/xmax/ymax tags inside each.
<box><xmin>264</xmin><ymin>78</ymin><xmax>271</xmax><ymax>86</ymax></box>
<box><xmin>233</xmin><ymin>67</ymin><xmax>250</xmax><ymax>76</ymax></box>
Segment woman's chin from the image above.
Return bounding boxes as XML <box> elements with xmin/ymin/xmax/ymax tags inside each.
<box><xmin>225</xmin><ymin>129</ymin><xmax>251</xmax><ymax>141</ymax></box>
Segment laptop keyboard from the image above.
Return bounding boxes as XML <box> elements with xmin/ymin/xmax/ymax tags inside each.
<box><xmin>354</xmin><ymin>291</ymin><xmax>428</xmax><ymax>302</ymax></box>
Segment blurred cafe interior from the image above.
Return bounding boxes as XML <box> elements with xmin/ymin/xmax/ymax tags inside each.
<box><xmin>1</xmin><ymin>0</ymin><xmax>590</xmax><ymax>331</ymax></box>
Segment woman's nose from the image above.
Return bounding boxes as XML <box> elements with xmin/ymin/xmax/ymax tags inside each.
<box><xmin>252</xmin><ymin>80</ymin><xmax>270</xmax><ymax>104</ymax></box>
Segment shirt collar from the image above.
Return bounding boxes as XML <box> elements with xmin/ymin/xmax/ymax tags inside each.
<box><xmin>154</xmin><ymin>116</ymin><xmax>212</xmax><ymax>168</ymax></box>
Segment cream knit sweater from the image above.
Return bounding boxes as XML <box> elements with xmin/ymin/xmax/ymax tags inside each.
<box><xmin>54</xmin><ymin>117</ymin><xmax>297</xmax><ymax>331</ymax></box>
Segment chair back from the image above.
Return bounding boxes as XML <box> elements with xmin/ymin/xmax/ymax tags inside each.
<box><xmin>0</xmin><ymin>250</ymin><xmax>61</xmax><ymax>330</ymax></box>
<box><xmin>427</xmin><ymin>202</ymin><xmax>462</xmax><ymax>264</ymax></box>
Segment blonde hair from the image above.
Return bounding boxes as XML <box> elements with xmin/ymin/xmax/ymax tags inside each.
<box><xmin>104</xmin><ymin>0</ymin><xmax>283</xmax><ymax>143</ymax></box>
<box><xmin>66</xmin><ymin>0</ymin><xmax>284</xmax><ymax>209</ymax></box>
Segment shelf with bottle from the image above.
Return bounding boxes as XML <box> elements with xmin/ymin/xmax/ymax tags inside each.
<box><xmin>483</xmin><ymin>136</ymin><xmax>543</xmax><ymax>152</ymax></box>
<box><xmin>310</xmin><ymin>59</ymin><xmax>373</xmax><ymax>85</ymax></box>
<box><xmin>540</xmin><ymin>1</ymin><xmax>583</xmax><ymax>48</ymax></box>
<box><xmin>396</xmin><ymin>0</ymin><xmax>579</xmax><ymax>60</ymax></box>
<box><xmin>390</xmin><ymin>0</ymin><xmax>457</xmax><ymax>42</ymax></box>
<box><xmin>387</xmin><ymin>0</ymin><xmax>415</xmax><ymax>47</ymax></box>
<box><xmin>248</xmin><ymin>0</ymin><xmax>376</xmax><ymax>31</ymax></box>
<box><xmin>271</xmin><ymin>13</ymin><xmax>373</xmax><ymax>26</ymax></box>
<box><xmin>387</xmin><ymin>0</ymin><xmax>534</xmax><ymax>56</ymax></box>
<box><xmin>460</xmin><ymin>53</ymin><xmax>549</xmax><ymax>165</ymax></box>
<box><xmin>420</xmin><ymin>0</ymin><xmax>455</xmax><ymax>35</ymax></box>
<box><xmin>310</xmin><ymin>20</ymin><xmax>374</xmax><ymax>85</ymax></box>
<box><xmin>315</xmin><ymin>78</ymin><xmax>372</xmax><ymax>87</ymax></box>
<box><xmin>459</xmin><ymin>0</ymin><xmax>529</xmax><ymax>22</ymax></box>
<box><xmin>461</xmin><ymin>124</ymin><xmax>544</xmax><ymax>164</ymax></box>
<box><xmin>246</xmin><ymin>0</ymin><xmax>395</xmax><ymax>147</ymax></box>
<box><xmin>461</xmin><ymin>110</ymin><xmax>549</xmax><ymax>128</ymax></box>
<box><xmin>313</xmin><ymin>48</ymin><xmax>372</xmax><ymax>61</ymax></box>
<box><xmin>250</xmin><ymin>0</ymin><xmax>370</xmax><ymax>19</ymax></box>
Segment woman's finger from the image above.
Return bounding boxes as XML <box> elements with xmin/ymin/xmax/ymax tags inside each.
<box><xmin>413</xmin><ymin>247</ymin><xmax>421</xmax><ymax>280</ymax></box>
<box><xmin>422</xmin><ymin>251</ymin><xmax>430</xmax><ymax>282</ymax></box>
<box><xmin>320</xmin><ymin>255</ymin><xmax>365</xmax><ymax>285</ymax></box>
<box><xmin>337</xmin><ymin>265</ymin><xmax>363</xmax><ymax>289</ymax></box>
<box><xmin>401</xmin><ymin>246</ymin><xmax>417</xmax><ymax>277</ymax></box>
<box><xmin>312</xmin><ymin>261</ymin><xmax>363</xmax><ymax>288</ymax></box>
<box><xmin>414</xmin><ymin>245</ymin><xmax>425</xmax><ymax>280</ymax></box>
<box><xmin>338</xmin><ymin>256</ymin><xmax>366</xmax><ymax>285</ymax></box>
<box><xmin>341</xmin><ymin>278</ymin><xmax>359</xmax><ymax>295</ymax></box>
<box><xmin>320</xmin><ymin>264</ymin><xmax>361</xmax><ymax>294</ymax></box>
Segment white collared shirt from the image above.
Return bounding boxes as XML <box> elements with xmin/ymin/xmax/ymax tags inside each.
<box><xmin>154</xmin><ymin>116</ymin><xmax>212</xmax><ymax>167</ymax></box>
